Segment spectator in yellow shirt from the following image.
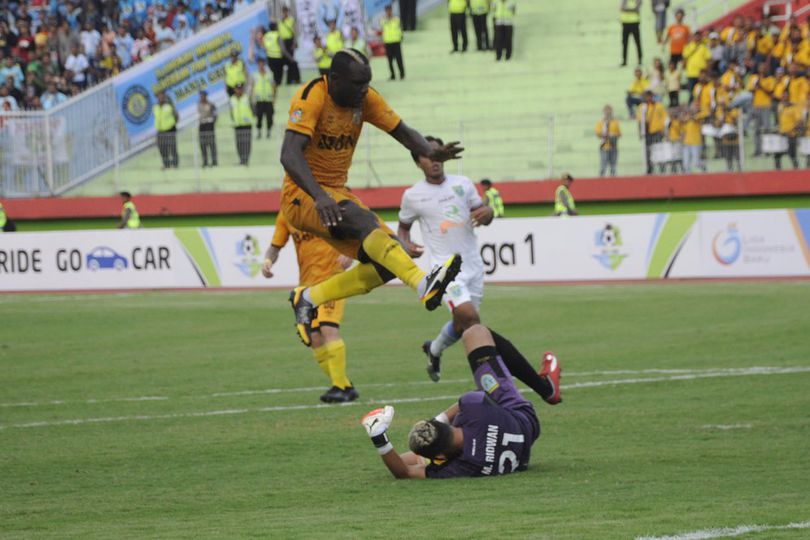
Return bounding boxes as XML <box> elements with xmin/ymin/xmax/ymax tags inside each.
<box><xmin>683</xmin><ymin>31</ymin><xmax>711</xmax><ymax>98</ymax></box>
<box><xmin>720</xmin><ymin>15</ymin><xmax>744</xmax><ymax>46</ymax></box>
<box><xmin>637</xmin><ymin>90</ymin><xmax>668</xmax><ymax>174</ymax></box>
<box><xmin>665</xmin><ymin>58</ymin><xmax>683</xmax><ymax>106</ymax></box>
<box><xmin>747</xmin><ymin>62</ymin><xmax>776</xmax><ymax>156</ymax></box>
<box><xmin>595</xmin><ymin>104</ymin><xmax>622</xmax><ymax>176</ymax></box>
<box><xmin>773</xmin><ymin>27</ymin><xmax>810</xmax><ymax>68</ymax></box>
<box><xmin>775</xmin><ymin>92</ymin><xmax>802</xmax><ymax>169</ymax></box>
<box><xmin>720</xmin><ymin>60</ymin><xmax>742</xmax><ymax>94</ymax></box>
<box><xmin>713</xmin><ymin>98</ymin><xmax>740</xmax><ymax>171</ymax></box>
<box><xmin>682</xmin><ymin>105</ymin><xmax>705</xmax><ymax>173</ymax></box>
<box><xmin>692</xmin><ymin>69</ymin><xmax>715</xmax><ymax>121</ymax></box>
<box><xmin>778</xmin><ymin>15</ymin><xmax>808</xmax><ymax>45</ymax></box>
<box><xmin>626</xmin><ymin>67</ymin><xmax>650</xmax><ymax>117</ymax></box>
<box><xmin>666</xmin><ymin>107</ymin><xmax>685</xmax><ymax>172</ymax></box>
<box><xmin>804</xmin><ymin>95</ymin><xmax>810</xmax><ymax>168</ymax></box>
<box><xmin>773</xmin><ymin>66</ymin><xmax>788</xmax><ymax>103</ymax></box>
<box><xmin>753</xmin><ymin>25</ymin><xmax>776</xmax><ymax>61</ymax></box>
<box><xmin>786</xmin><ymin>62</ymin><xmax>809</xmax><ymax>104</ymax></box>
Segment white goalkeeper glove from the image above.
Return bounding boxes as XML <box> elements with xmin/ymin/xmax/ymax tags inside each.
<box><xmin>360</xmin><ymin>406</ymin><xmax>395</xmax><ymax>454</ymax></box>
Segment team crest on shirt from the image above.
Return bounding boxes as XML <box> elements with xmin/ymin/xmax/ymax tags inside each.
<box><xmin>480</xmin><ymin>373</ymin><xmax>500</xmax><ymax>394</ymax></box>
<box><xmin>352</xmin><ymin>109</ymin><xmax>362</xmax><ymax>125</ymax></box>
<box><xmin>453</xmin><ymin>185</ymin><xmax>464</xmax><ymax>197</ymax></box>
<box><xmin>290</xmin><ymin>108</ymin><xmax>303</xmax><ymax>123</ymax></box>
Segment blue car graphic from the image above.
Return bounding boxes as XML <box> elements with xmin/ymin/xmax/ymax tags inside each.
<box><xmin>86</xmin><ymin>246</ymin><xmax>128</xmax><ymax>271</ymax></box>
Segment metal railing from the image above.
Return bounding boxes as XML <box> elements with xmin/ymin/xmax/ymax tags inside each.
<box><xmin>676</xmin><ymin>0</ymin><xmax>732</xmax><ymax>29</ymax></box>
<box><xmin>4</xmin><ymin>106</ymin><xmax>808</xmax><ymax>198</ymax></box>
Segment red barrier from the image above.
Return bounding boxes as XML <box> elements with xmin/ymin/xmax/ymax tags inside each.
<box><xmin>699</xmin><ymin>0</ymin><xmax>810</xmax><ymax>33</ymax></box>
<box><xmin>4</xmin><ymin>170</ymin><xmax>810</xmax><ymax>220</ymax></box>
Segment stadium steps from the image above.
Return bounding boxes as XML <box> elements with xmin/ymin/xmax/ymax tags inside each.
<box><xmin>69</xmin><ymin>0</ymin><xmax>751</xmax><ymax>197</ymax></box>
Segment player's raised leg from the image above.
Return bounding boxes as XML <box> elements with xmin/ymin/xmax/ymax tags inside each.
<box><xmin>280</xmin><ymin>51</ymin><xmax>465</xmax><ymax>343</ymax></box>
<box><xmin>424</xmin><ymin>300</ymin><xmax>479</xmax><ymax>381</ymax></box>
<box><xmin>489</xmin><ymin>329</ymin><xmax>562</xmax><ymax>405</ymax></box>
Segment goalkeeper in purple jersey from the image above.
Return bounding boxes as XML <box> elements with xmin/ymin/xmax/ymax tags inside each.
<box><xmin>360</xmin><ymin>325</ymin><xmax>562</xmax><ymax>479</ymax></box>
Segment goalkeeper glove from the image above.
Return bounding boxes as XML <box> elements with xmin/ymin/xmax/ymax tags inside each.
<box><xmin>360</xmin><ymin>406</ymin><xmax>395</xmax><ymax>454</ymax></box>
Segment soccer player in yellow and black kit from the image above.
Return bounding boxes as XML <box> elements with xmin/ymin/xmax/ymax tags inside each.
<box><xmin>280</xmin><ymin>49</ymin><xmax>463</xmax><ymax>346</ymax></box>
<box><xmin>263</xmin><ymin>212</ymin><xmax>358</xmax><ymax>403</ymax></box>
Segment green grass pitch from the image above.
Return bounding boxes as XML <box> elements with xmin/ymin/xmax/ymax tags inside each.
<box><xmin>2</xmin><ymin>282</ymin><xmax>810</xmax><ymax>539</ymax></box>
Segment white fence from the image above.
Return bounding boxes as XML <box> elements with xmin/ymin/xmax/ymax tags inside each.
<box><xmin>2</xmin><ymin>209</ymin><xmax>808</xmax><ymax>292</ymax></box>
<box><xmin>0</xmin><ymin>83</ymin><xmax>131</xmax><ymax>197</ymax></box>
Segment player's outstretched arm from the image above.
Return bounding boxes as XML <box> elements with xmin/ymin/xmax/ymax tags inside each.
<box><xmin>389</xmin><ymin>121</ymin><xmax>464</xmax><ymax>163</ymax></box>
<box><xmin>361</xmin><ymin>406</ymin><xmax>425</xmax><ymax>479</ymax></box>
<box><xmin>380</xmin><ymin>449</ymin><xmax>426</xmax><ymax>479</ymax></box>
<box><xmin>280</xmin><ymin>130</ymin><xmax>343</xmax><ymax>227</ymax></box>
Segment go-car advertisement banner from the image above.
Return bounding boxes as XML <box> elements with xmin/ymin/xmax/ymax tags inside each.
<box><xmin>113</xmin><ymin>3</ymin><xmax>269</xmax><ymax>145</ymax></box>
<box><xmin>1</xmin><ymin>210</ymin><xmax>808</xmax><ymax>292</ymax></box>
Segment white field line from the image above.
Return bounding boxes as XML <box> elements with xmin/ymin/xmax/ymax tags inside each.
<box><xmin>0</xmin><ymin>396</ymin><xmax>169</xmax><ymax>408</ymax></box>
<box><xmin>2</xmin><ymin>366</ymin><xmax>809</xmax><ymax>430</ymax></box>
<box><xmin>0</xmin><ymin>367</ymin><xmax>794</xmax><ymax>409</ymax></box>
<box><xmin>700</xmin><ymin>423</ymin><xmax>753</xmax><ymax>430</ymax></box>
<box><xmin>635</xmin><ymin>519</ymin><xmax>810</xmax><ymax>540</ymax></box>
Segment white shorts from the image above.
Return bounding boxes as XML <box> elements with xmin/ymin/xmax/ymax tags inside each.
<box><xmin>444</xmin><ymin>271</ymin><xmax>484</xmax><ymax>312</ymax></box>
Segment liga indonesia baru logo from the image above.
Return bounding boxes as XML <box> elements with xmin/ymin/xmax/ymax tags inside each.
<box><xmin>593</xmin><ymin>224</ymin><xmax>628</xmax><ymax>270</ymax></box>
<box><xmin>234</xmin><ymin>234</ymin><xmax>262</xmax><ymax>278</ymax></box>
<box><xmin>712</xmin><ymin>223</ymin><xmax>742</xmax><ymax>265</ymax></box>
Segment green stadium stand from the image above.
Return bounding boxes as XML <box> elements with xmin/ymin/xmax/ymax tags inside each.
<box><xmin>69</xmin><ymin>0</ymin><xmax>753</xmax><ymax>198</ymax></box>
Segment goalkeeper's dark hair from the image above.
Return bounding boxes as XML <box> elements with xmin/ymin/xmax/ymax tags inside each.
<box><xmin>411</xmin><ymin>135</ymin><xmax>444</xmax><ymax>162</ymax></box>
<box><xmin>329</xmin><ymin>48</ymin><xmax>369</xmax><ymax>77</ymax></box>
<box><xmin>408</xmin><ymin>419</ymin><xmax>454</xmax><ymax>459</ymax></box>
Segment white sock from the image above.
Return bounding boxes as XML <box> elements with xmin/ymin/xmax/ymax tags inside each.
<box><xmin>303</xmin><ymin>288</ymin><xmax>314</xmax><ymax>304</ymax></box>
<box><xmin>430</xmin><ymin>320</ymin><xmax>461</xmax><ymax>357</ymax></box>
<box><xmin>416</xmin><ymin>275</ymin><xmax>428</xmax><ymax>298</ymax></box>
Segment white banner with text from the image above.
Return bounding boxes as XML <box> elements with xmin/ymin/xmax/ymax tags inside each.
<box><xmin>1</xmin><ymin>209</ymin><xmax>808</xmax><ymax>292</ymax></box>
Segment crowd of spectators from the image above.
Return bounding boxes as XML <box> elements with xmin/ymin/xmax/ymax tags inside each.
<box><xmin>0</xmin><ymin>0</ymin><xmax>255</xmax><ymax>113</ymax></box>
<box><xmin>609</xmin><ymin>9</ymin><xmax>810</xmax><ymax>175</ymax></box>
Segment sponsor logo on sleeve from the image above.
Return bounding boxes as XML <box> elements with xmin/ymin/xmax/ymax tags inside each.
<box><xmin>480</xmin><ymin>373</ymin><xmax>500</xmax><ymax>394</ymax></box>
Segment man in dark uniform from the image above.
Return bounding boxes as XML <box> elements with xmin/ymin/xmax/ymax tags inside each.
<box><xmin>361</xmin><ymin>324</ymin><xmax>562</xmax><ymax>478</ymax></box>
<box><xmin>399</xmin><ymin>0</ymin><xmax>418</xmax><ymax>31</ymax></box>
<box><xmin>279</xmin><ymin>5</ymin><xmax>301</xmax><ymax>84</ymax></box>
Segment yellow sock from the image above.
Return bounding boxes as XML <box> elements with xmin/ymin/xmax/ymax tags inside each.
<box><xmin>323</xmin><ymin>339</ymin><xmax>351</xmax><ymax>389</ymax></box>
<box><xmin>361</xmin><ymin>229</ymin><xmax>425</xmax><ymax>290</ymax></box>
<box><xmin>312</xmin><ymin>345</ymin><xmax>332</xmax><ymax>382</ymax></box>
<box><xmin>310</xmin><ymin>262</ymin><xmax>384</xmax><ymax>306</ymax></box>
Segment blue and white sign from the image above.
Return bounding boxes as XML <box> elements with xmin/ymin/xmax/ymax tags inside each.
<box><xmin>113</xmin><ymin>3</ymin><xmax>269</xmax><ymax>145</ymax></box>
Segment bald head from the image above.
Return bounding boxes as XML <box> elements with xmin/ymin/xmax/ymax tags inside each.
<box><xmin>328</xmin><ymin>49</ymin><xmax>371</xmax><ymax>108</ymax></box>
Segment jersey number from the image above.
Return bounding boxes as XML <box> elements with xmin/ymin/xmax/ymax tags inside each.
<box><xmin>498</xmin><ymin>432</ymin><xmax>524</xmax><ymax>474</ymax></box>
